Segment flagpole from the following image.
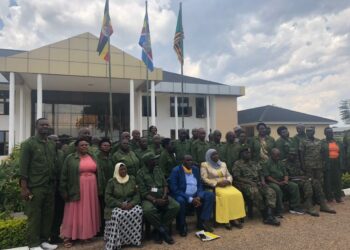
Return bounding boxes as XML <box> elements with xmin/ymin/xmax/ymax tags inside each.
<box><xmin>108</xmin><ymin>37</ymin><xmax>113</xmax><ymax>140</ymax></box>
<box><xmin>145</xmin><ymin>0</ymin><xmax>150</xmax><ymax>129</ymax></box>
<box><xmin>181</xmin><ymin>62</ymin><xmax>184</xmax><ymax>129</ymax></box>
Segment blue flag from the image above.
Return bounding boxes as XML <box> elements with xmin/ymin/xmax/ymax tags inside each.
<box><xmin>138</xmin><ymin>1</ymin><xmax>154</xmax><ymax>72</ymax></box>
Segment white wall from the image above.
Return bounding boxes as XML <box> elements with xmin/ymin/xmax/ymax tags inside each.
<box><xmin>138</xmin><ymin>93</ymin><xmax>208</xmax><ymax>137</ymax></box>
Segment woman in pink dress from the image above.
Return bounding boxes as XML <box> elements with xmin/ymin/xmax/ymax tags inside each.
<box><xmin>60</xmin><ymin>138</ymin><xmax>105</xmax><ymax>247</ymax></box>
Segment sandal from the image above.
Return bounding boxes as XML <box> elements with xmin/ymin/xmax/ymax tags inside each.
<box><xmin>63</xmin><ymin>238</ymin><xmax>73</xmax><ymax>248</ymax></box>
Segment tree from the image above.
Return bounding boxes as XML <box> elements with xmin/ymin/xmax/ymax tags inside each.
<box><xmin>339</xmin><ymin>100</ymin><xmax>350</xmax><ymax>124</ymax></box>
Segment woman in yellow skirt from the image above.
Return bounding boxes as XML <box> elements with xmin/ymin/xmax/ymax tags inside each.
<box><xmin>201</xmin><ymin>149</ymin><xmax>246</xmax><ymax>230</ymax></box>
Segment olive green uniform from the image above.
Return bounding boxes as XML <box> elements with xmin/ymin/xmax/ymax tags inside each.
<box><xmin>275</xmin><ymin>137</ymin><xmax>295</xmax><ymax>160</ymax></box>
<box><xmin>263</xmin><ymin>159</ymin><xmax>301</xmax><ymax>212</ymax></box>
<box><xmin>209</xmin><ymin>142</ymin><xmax>224</xmax><ymax>156</ymax></box>
<box><xmin>250</xmin><ymin>136</ymin><xmax>276</xmax><ymax>163</ymax></box>
<box><xmin>136</xmin><ymin>166</ymin><xmax>179</xmax><ymax>230</ymax></box>
<box><xmin>299</xmin><ymin>137</ymin><xmax>323</xmax><ymax>184</ymax></box>
<box><xmin>173</xmin><ymin>140</ymin><xmax>190</xmax><ymax>164</ymax></box>
<box><xmin>149</xmin><ymin>144</ymin><xmax>163</xmax><ymax>156</ymax></box>
<box><xmin>232</xmin><ymin>159</ymin><xmax>276</xmax><ymax>210</ymax></box>
<box><xmin>343</xmin><ymin>131</ymin><xmax>350</xmax><ymax>172</ymax></box>
<box><xmin>191</xmin><ymin>140</ymin><xmax>210</xmax><ymax>165</ymax></box>
<box><xmin>112</xmin><ymin>149</ymin><xmax>140</xmax><ymax>177</ymax></box>
<box><xmin>221</xmin><ymin>142</ymin><xmax>240</xmax><ymax>172</ymax></box>
<box><xmin>130</xmin><ymin>139</ymin><xmax>140</xmax><ymax>152</ymax></box>
<box><xmin>104</xmin><ymin>176</ymin><xmax>141</xmax><ymax>220</ymax></box>
<box><xmin>158</xmin><ymin>150</ymin><xmax>177</xmax><ymax>178</ymax></box>
<box><xmin>19</xmin><ymin>135</ymin><xmax>57</xmax><ymax>247</ymax></box>
<box><xmin>97</xmin><ymin>151</ymin><xmax>115</xmax><ymax>182</ymax></box>
<box><xmin>321</xmin><ymin>139</ymin><xmax>343</xmax><ymax>201</ymax></box>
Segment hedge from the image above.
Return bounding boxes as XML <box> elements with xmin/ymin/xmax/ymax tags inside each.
<box><xmin>0</xmin><ymin>217</ymin><xmax>27</xmax><ymax>249</ymax></box>
<box><xmin>342</xmin><ymin>173</ymin><xmax>350</xmax><ymax>189</ymax></box>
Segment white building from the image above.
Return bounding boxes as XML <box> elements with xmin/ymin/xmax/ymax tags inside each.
<box><xmin>0</xmin><ymin>32</ymin><xmax>245</xmax><ymax>155</ymax></box>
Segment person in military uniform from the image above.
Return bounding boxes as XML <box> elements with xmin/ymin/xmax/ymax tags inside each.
<box><xmin>188</xmin><ymin>128</ymin><xmax>198</xmax><ymax>154</ymax></box>
<box><xmin>174</xmin><ymin>129</ymin><xmax>190</xmax><ymax>164</ymax></box>
<box><xmin>209</xmin><ymin>130</ymin><xmax>224</xmax><ymax>154</ymax></box>
<box><xmin>135</xmin><ymin>137</ymin><xmax>151</xmax><ymax>162</ymax></box>
<box><xmin>221</xmin><ymin>131</ymin><xmax>240</xmax><ymax>172</ymax></box>
<box><xmin>111</xmin><ymin>131</ymin><xmax>130</xmax><ymax>155</ymax></box>
<box><xmin>266</xmin><ymin>126</ymin><xmax>276</xmax><ymax>144</ymax></box>
<box><xmin>20</xmin><ymin>118</ymin><xmax>58</xmax><ymax>249</ymax></box>
<box><xmin>48</xmin><ymin>134</ymin><xmax>65</xmax><ymax>244</ymax></box>
<box><xmin>64</xmin><ymin>127</ymin><xmax>93</xmax><ymax>157</ymax></box>
<box><xmin>250</xmin><ymin>122</ymin><xmax>276</xmax><ymax>163</ymax></box>
<box><xmin>159</xmin><ymin>138</ymin><xmax>177</xmax><ymax>178</ymax></box>
<box><xmin>293</xmin><ymin>123</ymin><xmax>306</xmax><ymax>163</ymax></box>
<box><xmin>263</xmin><ymin>148</ymin><xmax>304</xmax><ymax>216</ymax></box>
<box><xmin>343</xmin><ymin>129</ymin><xmax>350</xmax><ymax>172</ymax></box>
<box><xmin>284</xmin><ymin>148</ymin><xmax>336</xmax><ymax>216</ymax></box>
<box><xmin>275</xmin><ymin>126</ymin><xmax>295</xmax><ymax>160</ymax></box>
<box><xmin>130</xmin><ymin>130</ymin><xmax>141</xmax><ymax>151</ymax></box>
<box><xmin>299</xmin><ymin>126</ymin><xmax>323</xmax><ymax>184</ymax></box>
<box><xmin>136</xmin><ymin>152</ymin><xmax>180</xmax><ymax>245</ymax></box>
<box><xmin>147</xmin><ymin>125</ymin><xmax>158</xmax><ymax>145</ymax></box>
<box><xmin>191</xmin><ymin>128</ymin><xmax>210</xmax><ymax>165</ymax></box>
<box><xmin>232</xmin><ymin>147</ymin><xmax>280</xmax><ymax>226</ymax></box>
<box><xmin>149</xmin><ymin>134</ymin><xmax>163</xmax><ymax>156</ymax></box>
<box><xmin>321</xmin><ymin>127</ymin><xmax>344</xmax><ymax>203</ymax></box>
<box><xmin>112</xmin><ymin>139</ymin><xmax>140</xmax><ymax>177</ymax></box>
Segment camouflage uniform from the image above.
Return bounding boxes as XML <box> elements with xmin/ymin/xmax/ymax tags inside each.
<box><xmin>232</xmin><ymin>159</ymin><xmax>276</xmax><ymax>210</ymax></box>
<box><xmin>299</xmin><ymin>137</ymin><xmax>323</xmax><ymax>184</ymax></box>
<box><xmin>250</xmin><ymin>136</ymin><xmax>276</xmax><ymax>163</ymax></box>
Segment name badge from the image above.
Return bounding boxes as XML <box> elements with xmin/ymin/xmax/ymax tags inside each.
<box><xmin>151</xmin><ymin>187</ymin><xmax>158</xmax><ymax>192</ymax></box>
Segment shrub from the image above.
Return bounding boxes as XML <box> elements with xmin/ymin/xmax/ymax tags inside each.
<box><xmin>341</xmin><ymin>173</ymin><xmax>350</xmax><ymax>189</ymax></box>
<box><xmin>0</xmin><ymin>145</ymin><xmax>24</xmax><ymax>217</ymax></box>
<box><xmin>0</xmin><ymin>217</ymin><xmax>27</xmax><ymax>249</ymax></box>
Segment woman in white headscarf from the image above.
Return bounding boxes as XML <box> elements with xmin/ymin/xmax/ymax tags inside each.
<box><xmin>201</xmin><ymin>149</ymin><xmax>246</xmax><ymax>230</ymax></box>
<box><xmin>104</xmin><ymin>163</ymin><xmax>143</xmax><ymax>249</ymax></box>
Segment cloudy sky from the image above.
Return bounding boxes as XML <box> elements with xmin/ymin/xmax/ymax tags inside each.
<box><xmin>0</xmin><ymin>0</ymin><xmax>349</xmax><ymax>125</ymax></box>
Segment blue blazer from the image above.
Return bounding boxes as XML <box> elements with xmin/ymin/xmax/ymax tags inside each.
<box><xmin>169</xmin><ymin>165</ymin><xmax>204</xmax><ymax>201</ymax></box>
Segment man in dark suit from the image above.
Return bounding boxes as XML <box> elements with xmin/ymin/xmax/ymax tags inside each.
<box><xmin>169</xmin><ymin>155</ymin><xmax>214</xmax><ymax>236</ymax></box>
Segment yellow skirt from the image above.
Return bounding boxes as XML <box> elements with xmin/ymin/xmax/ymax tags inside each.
<box><xmin>215</xmin><ymin>186</ymin><xmax>246</xmax><ymax>223</ymax></box>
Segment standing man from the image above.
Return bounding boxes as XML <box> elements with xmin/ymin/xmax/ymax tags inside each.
<box><xmin>343</xmin><ymin>130</ymin><xmax>350</xmax><ymax>172</ymax></box>
<box><xmin>130</xmin><ymin>130</ymin><xmax>141</xmax><ymax>151</ymax></box>
<box><xmin>293</xmin><ymin>123</ymin><xmax>306</xmax><ymax>163</ymax></box>
<box><xmin>321</xmin><ymin>127</ymin><xmax>344</xmax><ymax>203</ymax></box>
<box><xmin>250</xmin><ymin>123</ymin><xmax>275</xmax><ymax>163</ymax></box>
<box><xmin>191</xmin><ymin>128</ymin><xmax>210</xmax><ymax>165</ymax></box>
<box><xmin>275</xmin><ymin>126</ymin><xmax>294</xmax><ymax>160</ymax></box>
<box><xmin>174</xmin><ymin>129</ymin><xmax>190</xmax><ymax>164</ymax></box>
<box><xmin>137</xmin><ymin>152</ymin><xmax>180</xmax><ymax>245</ymax></box>
<box><xmin>159</xmin><ymin>138</ymin><xmax>177</xmax><ymax>179</ymax></box>
<box><xmin>188</xmin><ymin>128</ymin><xmax>198</xmax><ymax>154</ymax></box>
<box><xmin>64</xmin><ymin>127</ymin><xmax>92</xmax><ymax>157</ymax></box>
<box><xmin>209</xmin><ymin>130</ymin><xmax>224</xmax><ymax>155</ymax></box>
<box><xmin>221</xmin><ymin>131</ymin><xmax>240</xmax><ymax>172</ymax></box>
<box><xmin>300</xmin><ymin>127</ymin><xmax>323</xmax><ymax>184</ymax></box>
<box><xmin>20</xmin><ymin>118</ymin><xmax>58</xmax><ymax>250</ymax></box>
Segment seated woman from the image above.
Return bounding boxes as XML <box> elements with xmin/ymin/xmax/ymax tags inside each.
<box><xmin>104</xmin><ymin>163</ymin><xmax>143</xmax><ymax>250</ymax></box>
<box><xmin>60</xmin><ymin>138</ymin><xmax>105</xmax><ymax>247</ymax></box>
<box><xmin>201</xmin><ymin>149</ymin><xmax>246</xmax><ymax>230</ymax></box>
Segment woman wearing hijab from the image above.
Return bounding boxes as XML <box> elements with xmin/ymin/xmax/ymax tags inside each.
<box><xmin>201</xmin><ymin>149</ymin><xmax>246</xmax><ymax>230</ymax></box>
<box><xmin>104</xmin><ymin>163</ymin><xmax>142</xmax><ymax>250</ymax></box>
<box><xmin>60</xmin><ymin>138</ymin><xmax>105</xmax><ymax>247</ymax></box>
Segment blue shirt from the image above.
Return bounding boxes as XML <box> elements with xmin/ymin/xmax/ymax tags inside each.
<box><xmin>185</xmin><ymin>173</ymin><xmax>197</xmax><ymax>203</ymax></box>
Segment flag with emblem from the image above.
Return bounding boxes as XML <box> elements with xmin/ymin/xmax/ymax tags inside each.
<box><xmin>97</xmin><ymin>0</ymin><xmax>113</xmax><ymax>62</ymax></box>
<box><xmin>173</xmin><ymin>2</ymin><xmax>184</xmax><ymax>65</ymax></box>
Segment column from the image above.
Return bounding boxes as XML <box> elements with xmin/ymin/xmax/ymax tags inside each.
<box><xmin>129</xmin><ymin>79</ymin><xmax>135</xmax><ymax>133</ymax></box>
<box><xmin>36</xmin><ymin>74</ymin><xmax>43</xmax><ymax>119</ymax></box>
<box><xmin>139</xmin><ymin>91</ymin><xmax>143</xmax><ymax>133</ymax></box>
<box><xmin>151</xmin><ymin>80</ymin><xmax>156</xmax><ymax>126</ymax></box>
<box><xmin>174</xmin><ymin>95</ymin><xmax>179</xmax><ymax>139</ymax></box>
<box><xmin>19</xmin><ymin>84</ymin><xmax>24</xmax><ymax>142</ymax></box>
<box><xmin>9</xmin><ymin>72</ymin><xmax>15</xmax><ymax>154</ymax></box>
<box><xmin>206</xmin><ymin>95</ymin><xmax>210</xmax><ymax>136</ymax></box>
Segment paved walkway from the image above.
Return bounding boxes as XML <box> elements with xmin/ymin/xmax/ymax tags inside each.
<box><xmin>65</xmin><ymin>198</ymin><xmax>349</xmax><ymax>250</ymax></box>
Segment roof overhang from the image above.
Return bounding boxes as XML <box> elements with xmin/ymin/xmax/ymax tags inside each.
<box><xmin>240</xmin><ymin>121</ymin><xmax>337</xmax><ymax>126</ymax></box>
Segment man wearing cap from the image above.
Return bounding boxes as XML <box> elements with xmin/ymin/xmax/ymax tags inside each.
<box><xmin>284</xmin><ymin>148</ymin><xmax>336</xmax><ymax>216</ymax></box>
<box><xmin>232</xmin><ymin>147</ymin><xmax>280</xmax><ymax>226</ymax></box>
<box><xmin>137</xmin><ymin>152</ymin><xmax>180</xmax><ymax>245</ymax></box>
<box><xmin>299</xmin><ymin>127</ymin><xmax>324</xmax><ymax>184</ymax></box>
<box><xmin>169</xmin><ymin>155</ymin><xmax>214</xmax><ymax>236</ymax></box>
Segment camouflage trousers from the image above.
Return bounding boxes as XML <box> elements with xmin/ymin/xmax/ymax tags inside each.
<box><xmin>239</xmin><ymin>182</ymin><xmax>276</xmax><ymax>210</ymax></box>
<box><xmin>292</xmin><ymin>177</ymin><xmax>325</xmax><ymax>204</ymax></box>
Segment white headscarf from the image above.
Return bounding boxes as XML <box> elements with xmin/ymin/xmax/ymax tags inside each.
<box><xmin>113</xmin><ymin>162</ymin><xmax>129</xmax><ymax>184</ymax></box>
<box><xmin>205</xmin><ymin>149</ymin><xmax>222</xmax><ymax>169</ymax></box>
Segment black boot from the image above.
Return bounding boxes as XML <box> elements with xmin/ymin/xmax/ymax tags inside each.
<box><xmin>159</xmin><ymin>226</ymin><xmax>174</xmax><ymax>245</ymax></box>
<box><xmin>263</xmin><ymin>208</ymin><xmax>280</xmax><ymax>226</ymax></box>
<box><xmin>153</xmin><ymin>229</ymin><xmax>163</xmax><ymax>244</ymax></box>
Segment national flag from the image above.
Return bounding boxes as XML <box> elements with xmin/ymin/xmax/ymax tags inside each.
<box><xmin>138</xmin><ymin>1</ymin><xmax>154</xmax><ymax>72</ymax></box>
<box><xmin>0</xmin><ymin>18</ymin><xmax>4</xmax><ymax>30</ymax></box>
<box><xmin>97</xmin><ymin>0</ymin><xmax>113</xmax><ymax>62</ymax></box>
<box><xmin>173</xmin><ymin>2</ymin><xmax>184</xmax><ymax>65</ymax></box>
<box><xmin>9</xmin><ymin>0</ymin><xmax>18</xmax><ymax>7</ymax></box>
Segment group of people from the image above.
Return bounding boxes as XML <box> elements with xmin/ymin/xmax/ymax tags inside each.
<box><xmin>19</xmin><ymin>118</ymin><xmax>345</xmax><ymax>250</ymax></box>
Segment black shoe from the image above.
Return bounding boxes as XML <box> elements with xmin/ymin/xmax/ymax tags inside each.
<box><xmin>202</xmin><ymin>221</ymin><xmax>214</xmax><ymax>232</ymax></box>
<box><xmin>178</xmin><ymin>224</ymin><xmax>188</xmax><ymax>237</ymax></box>
<box><xmin>159</xmin><ymin>227</ymin><xmax>175</xmax><ymax>245</ymax></box>
<box><xmin>231</xmin><ymin>220</ymin><xmax>243</xmax><ymax>229</ymax></box>
<box><xmin>50</xmin><ymin>236</ymin><xmax>63</xmax><ymax>244</ymax></box>
<box><xmin>224</xmin><ymin>223</ymin><xmax>232</xmax><ymax>230</ymax></box>
<box><xmin>153</xmin><ymin>230</ymin><xmax>163</xmax><ymax>244</ymax></box>
<box><xmin>263</xmin><ymin>216</ymin><xmax>280</xmax><ymax>226</ymax></box>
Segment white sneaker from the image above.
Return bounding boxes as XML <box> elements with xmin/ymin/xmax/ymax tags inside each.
<box><xmin>30</xmin><ymin>247</ymin><xmax>44</xmax><ymax>250</ymax></box>
<box><xmin>40</xmin><ymin>242</ymin><xmax>58</xmax><ymax>250</ymax></box>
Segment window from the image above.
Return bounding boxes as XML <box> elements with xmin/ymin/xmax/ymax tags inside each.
<box><xmin>142</xmin><ymin>96</ymin><xmax>157</xmax><ymax>117</ymax></box>
<box><xmin>170</xmin><ymin>97</ymin><xmax>192</xmax><ymax>117</ymax></box>
<box><xmin>195</xmin><ymin>97</ymin><xmax>206</xmax><ymax>118</ymax></box>
<box><xmin>0</xmin><ymin>130</ymin><xmax>9</xmax><ymax>155</ymax></box>
<box><xmin>0</xmin><ymin>91</ymin><xmax>9</xmax><ymax>115</ymax></box>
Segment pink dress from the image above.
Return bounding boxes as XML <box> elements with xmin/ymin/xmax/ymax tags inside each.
<box><xmin>61</xmin><ymin>155</ymin><xmax>101</xmax><ymax>240</ymax></box>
